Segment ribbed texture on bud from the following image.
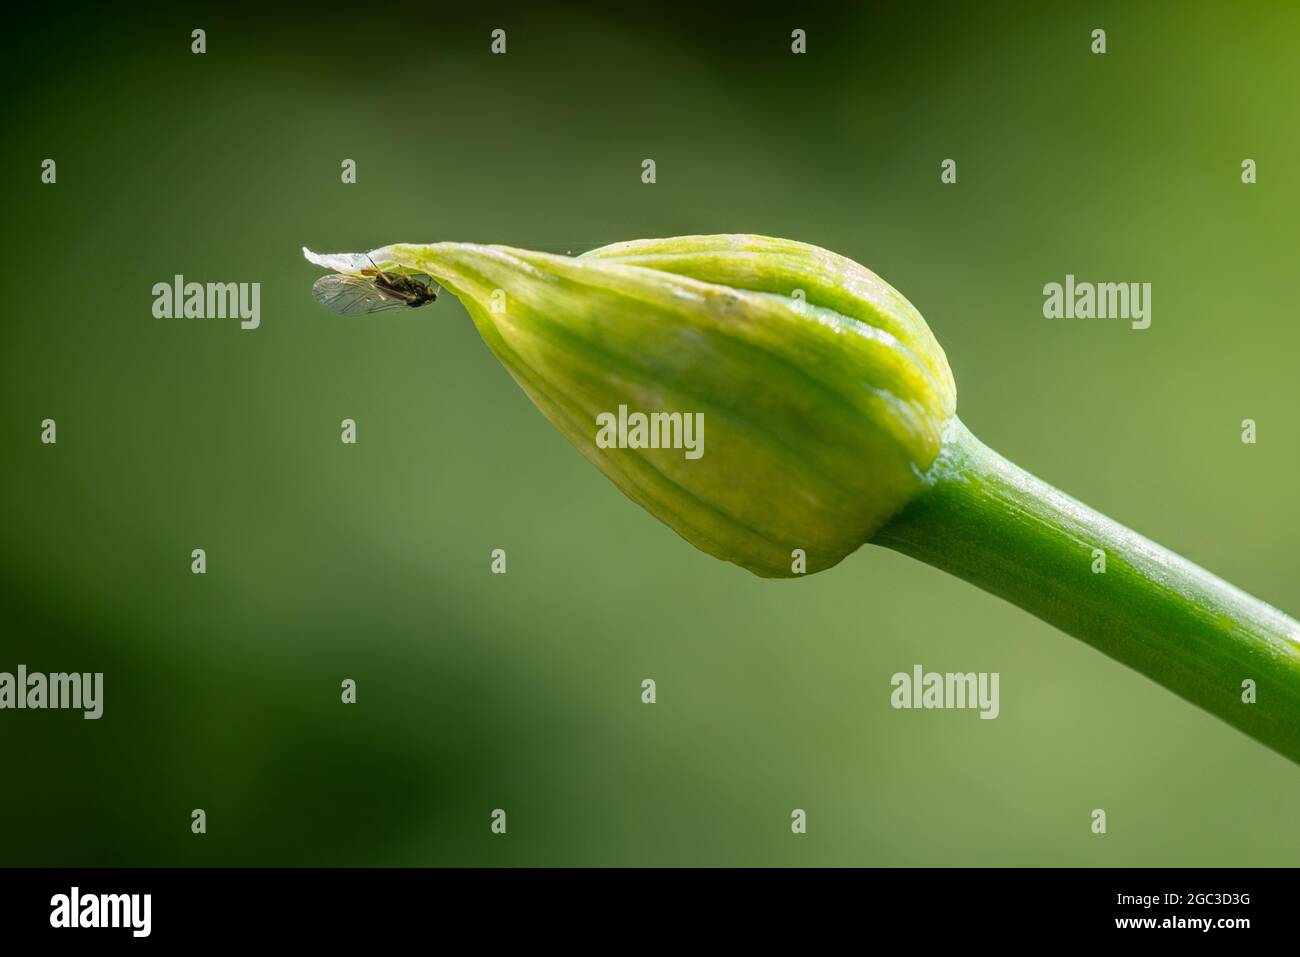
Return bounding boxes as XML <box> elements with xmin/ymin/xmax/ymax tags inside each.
<box><xmin>317</xmin><ymin>235</ymin><xmax>956</xmax><ymax>577</ymax></box>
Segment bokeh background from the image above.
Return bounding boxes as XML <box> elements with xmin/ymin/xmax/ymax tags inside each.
<box><xmin>3</xmin><ymin>1</ymin><xmax>1299</xmax><ymax>866</ymax></box>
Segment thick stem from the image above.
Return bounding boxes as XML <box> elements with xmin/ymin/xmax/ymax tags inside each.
<box><xmin>872</xmin><ymin>418</ymin><xmax>1300</xmax><ymax>764</ymax></box>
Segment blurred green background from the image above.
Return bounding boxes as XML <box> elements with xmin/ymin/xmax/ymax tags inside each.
<box><xmin>3</xmin><ymin>1</ymin><xmax>1299</xmax><ymax>866</ymax></box>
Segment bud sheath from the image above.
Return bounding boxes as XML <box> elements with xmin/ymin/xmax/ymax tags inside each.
<box><xmin>378</xmin><ymin>235</ymin><xmax>957</xmax><ymax>577</ymax></box>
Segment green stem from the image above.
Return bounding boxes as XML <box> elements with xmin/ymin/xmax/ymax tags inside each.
<box><xmin>872</xmin><ymin>418</ymin><xmax>1300</xmax><ymax>764</ymax></box>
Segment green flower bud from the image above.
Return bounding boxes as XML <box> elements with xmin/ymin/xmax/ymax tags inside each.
<box><xmin>305</xmin><ymin>235</ymin><xmax>956</xmax><ymax>577</ymax></box>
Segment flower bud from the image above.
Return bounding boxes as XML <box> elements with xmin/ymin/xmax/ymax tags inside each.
<box><xmin>305</xmin><ymin>235</ymin><xmax>956</xmax><ymax>577</ymax></box>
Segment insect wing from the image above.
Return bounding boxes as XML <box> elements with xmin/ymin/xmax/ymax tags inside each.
<box><xmin>311</xmin><ymin>274</ymin><xmax>409</xmax><ymax>315</ymax></box>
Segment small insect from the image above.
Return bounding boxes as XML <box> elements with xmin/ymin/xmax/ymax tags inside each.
<box><xmin>311</xmin><ymin>258</ymin><xmax>439</xmax><ymax>315</ymax></box>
